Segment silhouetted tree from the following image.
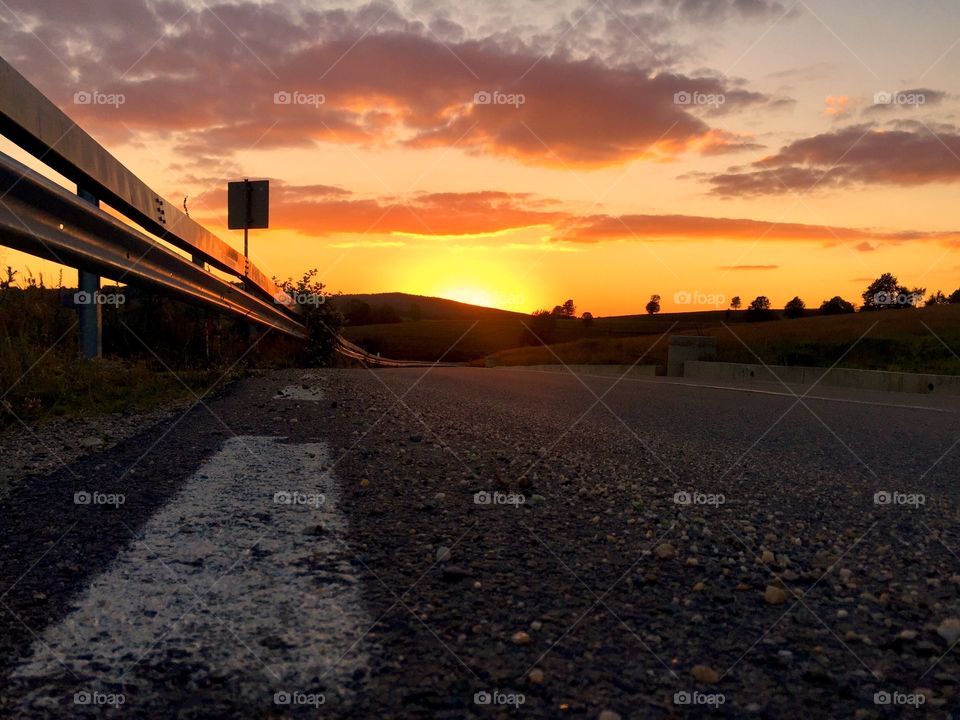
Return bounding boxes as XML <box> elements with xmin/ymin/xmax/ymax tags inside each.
<box><xmin>949</xmin><ymin>288</ymin><xmax>960</xmax><ymax>304</ymax></box>
<box><xmin>784</xmin><ymin>296</ymin><xmax>806</xmax><ymax>319</ymax></box>
<box><xmin>925</xmin><ymin>291</ymin><xmax>947</xmax><ymax>306</ymax></box>
<box><xmin>550</xmin><ymin>299</ymin><xmax>576</xmax><ymax>318</ymax></box>
<box><xmin>730</xmin><ymin>296</ymin><xmax>742</xmax><ymax>310</ymax></box>
<box><xmin>370</xmin><ymin>304</ymin><xmax>402</xmax><ymax>324</ymax></box>
<box><xmin>645</xmin><ymin>294</ymin><xmax>661</xmax><ymax>315</ymax></box>
<box><xmin>862</xmin><ymin>273</ymin><xmax>924</xmax><ymax>311</ymax></box>
<box><xmin>581</xmin><ymin>311</ymin><xmax>594</xmax><ymax>327</ymax></box>
<box><xmin>744</xmin><ymin>295</ymin><xmax>775</xmax><ymax>322</ymax></box>
<box><xmin>523</xmin><ymin>309</ymin><xmax>557</xmax><ymax>344</ymax></box>
<box><xmin>345</xmin><ymin>299</ymin><xmax>371</xmax><ymax>325</ymax></box>
<box><xmin>820</xmin><ymin>296</ymin><xmax>856</xmax><ymax>315</ymax></box>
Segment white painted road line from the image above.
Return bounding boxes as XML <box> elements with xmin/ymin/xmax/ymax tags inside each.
<box><xmin>12</xmin><ymin>436</ymin><xmax>369</xmax><ymax>713</ymax></box>
<box><xmin>274</xmin><ymin>385</ymin><xmax>324</xmax><ymax>401</ymax></box>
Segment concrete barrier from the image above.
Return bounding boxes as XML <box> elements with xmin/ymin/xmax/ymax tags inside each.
<box><xmin>668</xmin><ymin>336</ymin><xmax>717</xmax><ymax>377</ymax></box>
<box><xmin>496</xmin><ymin>364</ymin><xmax>658</xmax><ymax>378</ymax></box>
<box><xmin>683</xmin><ymin>360</ymin><xmax>960</xmax><ymax>395</ymax></box>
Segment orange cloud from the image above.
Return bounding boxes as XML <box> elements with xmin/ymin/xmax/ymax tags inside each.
<box><xmin>193</xmin><ymin>184</ymin><xmax>566</xmax><ymax>237</ymax></box>
<box><xmin>8</xmin><ymin>1</ymin><xmax>784</xmax><ymax>168</ymax></box>
<box><xmin>193</xmin><ymin>182</ymin><xmax>960</xmax><ymax>248</ymax></box>
<box><xmin>822</xmin><ymin>95</ymin><xmax>852</xmax><ymax>118</ymax></box>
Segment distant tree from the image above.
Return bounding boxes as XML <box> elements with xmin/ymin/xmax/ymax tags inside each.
<box><xmin>861</xmin><ymin>273</ymin><xmax>898</xmax><ymax>311</ymax></box>
<box><xmin>949</xmin><ymin>288</ymin><xmax>960</xmax><ymax>304</ymax></box>
<box><xmin>370</xmin><ymin>304</ymin><xmax>402</xmax><ymax>324</ymax></box>
<box><xmin>925</xmin><ymin>291</ymin><xmax>947</xmax><ymax>306</ymax></box>
<box><xmin>819</xmin><ymin>296</ymin><xmax>856</xmax><ymax>315</ymax></box>
<box><xmin>581</xmin><ymin>311</ymin><xmax>594</xmax><ymax>327</ymax></box>
<box><xmin>409</xmin><ymin>302</ymin><xmax>422</xmax><ymax>321</ymax></box>
<box><xmin>862</xmin><ymin>273</ymin><xmax>924</xmax><ymax>311</ymax></box>
<box><xmin>523</xmin><ymin>309</ymin><xmax>557</xmax><ymax>345</ymax></box>
<box><xmin>730</xmin><ymin>296</ymin><xmax>742</xmax><ymax>310</ymax></box>
<box><xmin>645</xmin><ymin>294</ymin><xmax>661</xmax><ymax>315</ymax></box>
<box><xmin>784</xmin><ymin>296</ymin><xmax>806</xmax><ymax>319</ymax></box>
<box><xmin>551</xmin><ymin>299</ymin><xmax>576</xmax><ymax>318</ymax></box>
<box><xmin>744</xmin><ymin>295</ymin><xmax>775</xmax><ymax>322</ymax></box>
<box><xmin>345</xmin><ymin>299</ymin><xmax>371</xmax><ymax>325</ymax></box>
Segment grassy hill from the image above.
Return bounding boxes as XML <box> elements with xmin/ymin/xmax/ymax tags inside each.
<box><xmin>337</xmin><ymin>294</ymin><xmax>762</xmax><ymax>362</ymax></box>
<box><xmin>333</xmin><ymin>292</ymin><xmax>525</xmax><ymax>321</ymax></box>
<box><xmin>338</xmin><ymin>293</ymin><xmax>960</xmax><ymax>375</ymax></box>
<box><xmin>486</xmin><ymin>304</ymin><xmax>960</xmax><ymax>376</ymax></box>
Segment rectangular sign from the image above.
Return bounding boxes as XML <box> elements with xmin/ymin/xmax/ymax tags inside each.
<box><xmin>227</xmin><ymin>179</ymin><xmax>269</xmax><ymax>229</ymax></box>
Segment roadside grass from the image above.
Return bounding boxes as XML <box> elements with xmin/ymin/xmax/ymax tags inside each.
<box><xmin>1</xmin><ymin>340</ymin><xmax>231</xmax><ymax>428</ymax></box>
<box><xmin>483</xmin><ymin>304</ymin><xmax>960</xmax><ymax>376</ymax></box>
<box><xmin>0</xmin><ymin>284</ymin><xmax>288</xmax><ymax>429</ymax></box>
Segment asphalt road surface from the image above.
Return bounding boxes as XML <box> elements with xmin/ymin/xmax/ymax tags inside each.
<box><xmin>1</xmin><ymin>367</ymin><xmax>959</xmax><ymax>718</ymax></box>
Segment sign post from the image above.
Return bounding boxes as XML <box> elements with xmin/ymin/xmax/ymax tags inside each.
<box><xmin>227</xmin><ymin>179</ymin><xmax>269</xmax><ymax>271</ymax></box>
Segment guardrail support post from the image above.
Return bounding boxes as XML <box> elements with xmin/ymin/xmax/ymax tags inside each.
<box><xmin>77</xmin><ymin>187</ymin><xmax>102</xmax><ymax>359</ymax></box>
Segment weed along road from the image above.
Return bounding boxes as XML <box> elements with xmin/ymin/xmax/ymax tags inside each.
<box><xmin>1</xmin><ymin>367</ymin><xmax>959</xmax><ymax>718</ymax></box>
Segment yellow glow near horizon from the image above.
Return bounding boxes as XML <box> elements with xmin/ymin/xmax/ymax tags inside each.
<box><xmin>390</xmin><ymin>224</ymin><xmax>552</xmax><ymax>242</ymax></box>
<box><xmin>436</xmin><ymin>285</ymin><xmax>527</xmax><ymax>311</ymax></box>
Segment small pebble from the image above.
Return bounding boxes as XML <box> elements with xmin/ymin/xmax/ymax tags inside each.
<box><xmin>655</xmin><ymin>543</ymin><xmax>676</xmax><ymax>560</ymax></box>
<box><xmin>691</xmin><ymin>664</ymin><xmax>720</xmax><ymax>684</ymax></box>
<box><xmin>512</xmin><ymin>631</ymin><xmax>531</xmax><ymax>645</ymax></box>
<box><xmin>937</xmin><ymin>618</ymin><xmax>960</xmax><ymax>645</ymax></box>
<box><xmin>765</xmin><ymin>585</ymin><xmax>788</xmax><ymax>605</ymax></box>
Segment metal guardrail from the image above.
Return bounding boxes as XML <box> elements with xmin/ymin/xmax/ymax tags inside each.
<box><xmin>0</xmin><ymin>57</ymin><xmax>287</xmax><ymax>306</ymax></box>
<box><xmin>335</xmin><ymin>335</ymin><xmax>456</xmax><ymax>368</ymax></box>
<box><xmin>0</xmin><ymin>151</ymin><xmax>306</xmax><ymax>337</ymax></box>
<box><xmin>0</xmin><ymin>54</ymin><xmax>435</xmax><ymax>367</ymax></box>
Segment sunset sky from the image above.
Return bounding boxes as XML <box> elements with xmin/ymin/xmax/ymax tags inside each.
<box><xmin>1</xmin><ymin>0</ymin><xmax>959</xmax><ymax>314</ymax></box>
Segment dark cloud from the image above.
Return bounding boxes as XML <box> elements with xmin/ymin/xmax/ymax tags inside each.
<box><xmin>655</xmin><ymin>0</ymin><xmax>796</xmax><ymax>22</ymax></box>
<box><xmin>862</xmin><ymin>88</ymin><xmax>950</xmax><ymax>116</ymax></box>
<box><xmin>706</xmin><ymin>122</ymin><xmax>960</xmax><ymax>195</ymax></box>
<box><xmin>556</xmin><ymin>211</ymin><xmax>960</xmax><ymax>244</ymax></box>
<box><xmin>0</xmin><ymin>0</ymin><xmax>785</xmax><ymax>167</ymax></box>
